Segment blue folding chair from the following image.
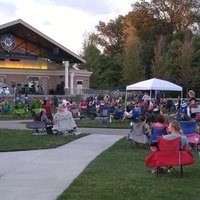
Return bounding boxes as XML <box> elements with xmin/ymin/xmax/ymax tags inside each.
<box><xmin>131</xmin><ymin>107</ymin><xmax>141</xmax><ymax>122</ymax></box>
<box><xmin>180</xmin><ymin>121</ymin><xmax>196</xmax><ymax>135</ymax></box>
<box><xmin>150</xmin><ymin>126</ymin><xmax>167</xmax><ymax>145</ymax></box>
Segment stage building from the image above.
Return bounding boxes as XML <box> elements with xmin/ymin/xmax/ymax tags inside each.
<box><xmin>0</xmin><ymin>19</ymin><xmax>92</xmax><ymax>95</ymax></box>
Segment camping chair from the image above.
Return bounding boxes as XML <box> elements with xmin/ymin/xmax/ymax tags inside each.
<box><xmin>150</xmin><ymin>126</ymin><xmax>167</xmax><ymax>145</ymax></box>
<box><xmin>26</xmin><ymin>110</ymin><xmax>47</xmax><ymax>135</ymax></box>
<box><xmin>99</xmin><ymin>108</ymin><xmax>110</xmax><ymax>125</ymax></box>
<box><xmin>180</xmin><ymin>121</ymin><xmax>200</xmax><ymax>150</ymax></box>
<box><xmin>131</xmin><ymin>107</ymin><xmax>141</xmax><ymax>122</ymax></box>
<box><xmin>127</xmin><ymin>122</ymin><xmax>149</xmax><ymax>146</ymax></box>
<box><xmin>2</xmin><ymin>102</ymin><xmax>11</xmax><ymax>113</ymax></box>
<box><xmin>145</xmin><ymin>137</ymin><xmax>195</xmax><ymax>177</ymax></box>
<box><xmin>111</xmin><ymin>109</ymin><xmax>124</xmax><ymax>122</ymax></box>
<box><xmin>26</xmin><ymin>121</ymin><xmax>47</xmax><ymax>135</ymax></box>
<box><xmin>13</xmin><ymin>102</ymin><xmax>26</xmax><ymax>118</ymax></box>
<box><xmin>80</xmin><ymin>106</ymin><xmax>96</xmax><ymax>120</ymax></box>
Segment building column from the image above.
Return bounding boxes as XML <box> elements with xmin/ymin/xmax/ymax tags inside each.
<box><xmin>64</xmin><ymin>61</ymin><xmax>69</xmax><ymax>94</ymax></box>
<box><xmin>70</xmin><ymin>72</ymin><xmax>74</xmax><ymax>94</ymax></box>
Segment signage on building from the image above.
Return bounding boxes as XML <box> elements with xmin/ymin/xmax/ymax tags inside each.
<box><xmin>1</xmin><ymin>34</ymin><xmax>16</xmax><ymax>52</ymax></box>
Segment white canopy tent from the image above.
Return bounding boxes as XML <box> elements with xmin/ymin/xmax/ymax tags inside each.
<box><xmin>125</xmin><ymin>78</ymin><xmax>183</xmax><ymax>106</ymax></box>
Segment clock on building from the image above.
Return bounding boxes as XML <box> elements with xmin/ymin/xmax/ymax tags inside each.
<box><xmin>1</xmin><ymin>34</ymin><xmax>16</xmax><ymax>52</ymax></box>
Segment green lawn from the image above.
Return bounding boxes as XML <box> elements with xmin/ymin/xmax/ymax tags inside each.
<box><xmin>0</xmin><ymin>129</ymin><xmax>87</xmax><ymax>152</ymax></box>
<box><xmin>58</xmin><ymin>138</ymin><xmax>200</xmax><ymax>200</ymax></box>
<box><xmin>1</xmin><ymin>114</ymin><xmax>200</xmax><ymax>200</ymax></box>
<box><xmin>76</xmin><ymin>118</ymin><xmax>130</xmax><ymax>128</ymax></box>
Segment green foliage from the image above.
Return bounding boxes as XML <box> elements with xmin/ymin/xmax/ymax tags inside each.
<box><xmin>80</xmin><ymin>0</ymin><xmax>200</xmax><ymax>90</ymax></box>
<box><xmin>152</xmin><ymin>36</ymin><xmax>169</xmax><ymax>79</ymax></box>
<box><xmin>80</xmin><ymin>16</ymin><xmax>125</xmax><ymax>89</ymax></box>
<box><xmin>123</xmin><ymin>40</ymin><xmax>145</xmax><ymax>84</ymax></box>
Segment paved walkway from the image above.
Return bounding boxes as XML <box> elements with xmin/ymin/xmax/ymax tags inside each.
<box><xmin>0</xmin><ymin>120</ymin><xmax>129</xmax><ymax>136</ymax></box>
<box><xmin>0</xmin><ymin>121</ymin><xmax>127</xmax><ymax>200</ymax></box>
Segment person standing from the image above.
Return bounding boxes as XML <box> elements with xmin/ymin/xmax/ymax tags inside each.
<box><xmin>188</xmin><ymin>90</ymin><xmax>197</xmax><ymax>118</ymax></box>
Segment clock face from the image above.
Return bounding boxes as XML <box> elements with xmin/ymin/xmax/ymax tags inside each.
<box><xmin>1</xmin><ymin>34</ymin><xmax>16</xmax><ymax>52</ymax></box>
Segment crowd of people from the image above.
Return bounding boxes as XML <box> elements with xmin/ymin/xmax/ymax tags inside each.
<box><xmin>0</xmin><ymin>89</ymin><xmax>199</xmax><ymax>135</ymax></box>
<box><xmin>0</xmin><ymin>89</ymin><xmax>198</xmax><ymax>176</ymax></box>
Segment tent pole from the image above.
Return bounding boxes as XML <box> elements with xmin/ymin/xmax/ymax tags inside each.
<box><xmin>125</xmin><ymin>89</ymin><xmax>128</xmax><ymax>110</ymax></box>
<box><xmin>181</xmin><ymin>91</ymin><xmax>183</xmax><ymax>101</ymax></box>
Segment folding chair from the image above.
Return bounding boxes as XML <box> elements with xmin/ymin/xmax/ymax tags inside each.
<box><xmin>145</xmin><ymin>137</ymin><xmax>195</xmax><ymax>177</ymax></box>
<box><xmin>26</xmin><ymin>121</ymin><xmax>47</xmax><ymax>135</ymax></box>
<box><xmin>128</xmin><ymin>122</ymin><xmax>148</xmax><ymax>146</ymax></box>
<box><xmin>99</xmin><ymin>108</ymin><xmax>109</xmax><ymax>125</ymax></box>
<box><xmin>150</xmin><ymin>126</ymin><xmax>167</xmax><ymax>145</ymax></box>
<box><xmin>113</xmin><ymin>109</ymin><xmax>124</xmax><ymax>122</ymax></box>
<box><xmin>180</xmin><ymin>121</ymin><xmax>196</xmax><ymax>135</ymax></box>
<box><xmin>131</xmin><ymin>107</ymin><xmax>141</xmax><ymax>122</ymax></box>
<box><xmin>180</xmin><ymin>121</ymin><xmax>200</xmax><ymax>150</ymax></box>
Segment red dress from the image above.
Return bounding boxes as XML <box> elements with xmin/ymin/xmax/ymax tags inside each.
<box><xmin>42</xmin><ymin>101</ymin><xmax>52</xmax><ymax>120</ymax></box>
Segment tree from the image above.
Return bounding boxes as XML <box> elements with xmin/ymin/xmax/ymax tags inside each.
<box><xmin>152</xmin><ymin>35</ymin><xmax>170</xmax><ymax>79</ymax></box>
<box><xmin>128</xmin><ymin>0</ymin><xmax>200</xmax><ymax>78</ymax></box>
<box><xmin>79</xmin><ymin>0</ymin><xmax>200</xmax><ymax>90</ymax></box>
<box><xmin>94</xmin><ymin>15</ymin><xmax>125</xmax><ymax>56</ymax></box>
<box><xmin>123</xmin><ymin>41</ymin><xmax>145</xmax><ymax>84</ymax></box>
<box><xmin>79</xmin><ymin>33</ymin><xmax>102</xmax><ymax>88</ymax></box>
<box><xmin>176</xmin><ymin>34</ymin><xmax>199</xmax><ymax>93</ymax></box>
<box><xmin>149</xmin><ymin>0</ymin><xmax>200</xmax><ymax>33</ymax></box>
<box><xmin>85</xmin><ymin>16</ymin><xmax>125</xmax><ymax>89</ymax></box>
<box><xmin>191</xmin><ymin>35</ymin><xmax>200</xmax><ymax>95</ymax></box>
<box><xmin>164</xmin><ymin>39</ymin><xmax>182</xmax><ymax>82</ymax></box>
<box><xmin>123</xmin><ymin>14</ymin><xmax>145</xmax><ymax>84</ymax></box>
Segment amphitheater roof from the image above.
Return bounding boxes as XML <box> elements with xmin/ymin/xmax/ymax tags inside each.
<box><xmin>0</xmin><ymin>19</ymin><xmax>85</xmax><ymax>64</ymax></box>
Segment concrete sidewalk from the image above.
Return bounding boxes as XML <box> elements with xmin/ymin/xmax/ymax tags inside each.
<box><xmin>0</xmin><ymin>120</ymin><xmax>129</xmax><ymax>136</ymax></box>
<box><xmin>0</xmin><ymin>134</ymin><xmax>124</xmax><ymax>200</ymax></box>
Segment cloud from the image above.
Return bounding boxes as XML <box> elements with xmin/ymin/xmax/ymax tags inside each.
<box><xmin>46</xmin><ymin>0</ymin><xmax>112</xmax><ymax>15</ymax></box>
<box><xmin>0</xmin><ymin>0</ymin><xmax>135</xmax><ymax>53</ymax></box>
<box><xmin>0</xmin><ymin>1</ymin><xmax>17</xmax><ymax>18</ymax></box>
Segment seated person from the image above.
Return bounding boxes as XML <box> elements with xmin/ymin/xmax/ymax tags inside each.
<box><xmin>181</xmin><ymin>114</ymin><xmax>191</xmax><ymax>121</ymax></box>
<box><xmin>109</xmin><ymin>104</ymin><xmax>124</xmax><ymax>122</ymax></box>
<box><xmin>150</xmin><ymin>114</ymin><xmax>168</xmax><ymax>146</ymax></box>
<box><xmin>2</xmin><ymin>100</ymin><xmax>10</xmax><ymax>113</ymax></box>
<box><xmin>52</xmin><ymin>104</ymin><xmax>77</xmax><ymax>133</ymax></box>
<box><xmin>163</xmin><ymin>114</ymin><xmax>170</xmax><ymax>125</ymax></box>
<box><xmin>164</xmin><ymin>120</ymin><xmax>189</xmax><ymax>150</ymax></box>
<box><xmin>139</xmin><ymin>115</ymin><xmax>151</xmax><ymax>139</ymax></box>
<box><xmin>41</xmin><ymin>108</ymin><xmax>53</xmax><ymax>134</ymax></box>
<box><xmin>40</xmin><ymin>109</ymin><xmax>48</xmax><ymax>123</ymax></box>
<box><xmin>32</xmin><ymin>109</ymin><xmax>42</xmax><ymax>121</ymax></box>
<box><xmin>180</xmin><ymin>113</ymin><xmax>200</xmax><ymax>134</ymax></box>
<box><xmin>125</xmin><ymin>101</ymin><xmax>135</xmax><ymax>113</ymax></box>
<box><xmin>42</xmin><ymin>98</ymin><xmax>53</xmax><ymax>120</ymax></box>
<box><xmin>147</xmin><ymin>120</ymin><xmax>191</xmax><ymax>173</ymax></box>
<box><xmin>123</xmin><ymin>103</ymin><xmax>140</xmax><ymax>121</ymax></box>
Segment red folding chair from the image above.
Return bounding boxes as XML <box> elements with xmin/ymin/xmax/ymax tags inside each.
<box><xmin>145</xmin><ymin>137</ymin><xmax>195</xmax><ymax>177</ymax></box>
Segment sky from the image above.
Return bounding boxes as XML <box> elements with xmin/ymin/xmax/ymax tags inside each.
<box><xmin>0</xmin><ymin>0</ymin><xmax>136</xmax><ymax>54</ymax></box>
